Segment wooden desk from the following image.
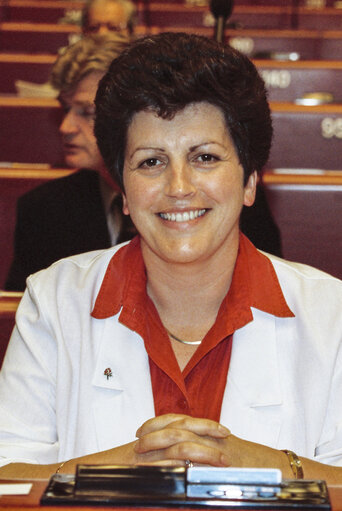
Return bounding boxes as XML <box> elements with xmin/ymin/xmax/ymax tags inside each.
<box><xmin>0</xmin><ymin>479</ymin><xmax>342</xmax><ymax>510</ymax></box>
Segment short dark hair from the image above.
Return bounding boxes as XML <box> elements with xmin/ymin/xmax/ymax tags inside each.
<box><xmin>94</xmin><ymin>32</ymin><xmax>272</xmax><ymax>189</ymax></box>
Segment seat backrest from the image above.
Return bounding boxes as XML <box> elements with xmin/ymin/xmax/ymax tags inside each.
<box><xmin>0</xmin><ymin>97</ymin><xmax>64</xmax><ymax>165</ymax></box>
<box><xmin>264</xmin><ymin>170</ymin><xmax>342</xmax><ymax>280</ymax></box>
<box><xmin>268</xmin><ymin>102</ymin><xmax>342</xmax><ymax>170</ymax></box>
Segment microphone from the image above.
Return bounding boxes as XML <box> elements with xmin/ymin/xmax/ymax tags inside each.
<box><xmin>209</xmin><ymin>0</ymin><xmax>234</xmax><ymax>43</ymax></box>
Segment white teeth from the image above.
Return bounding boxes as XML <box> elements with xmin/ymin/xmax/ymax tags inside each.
<box><xmin>160</xmin><ymin>209</ymin><xmax>206</xmax><ymax>222</ymax></box>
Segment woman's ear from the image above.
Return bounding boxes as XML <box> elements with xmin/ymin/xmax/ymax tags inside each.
<box><xmin>243</xmin><ymin>170</ymin><xmax>257</xmax><ymax>207</ymax></box>
<box><xmin>122</xmin><ymin>194</ymin><xmax>130</xmax><ymax>216</ymax></box>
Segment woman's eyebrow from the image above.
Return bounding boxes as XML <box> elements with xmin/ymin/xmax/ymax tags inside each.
<box><xmin>189</xmin><ymin>141</ymin><xmax>225</xmax><ymax>151</ymax></box>
<box><xmin>129</xmin><ymin>146</ymin><xmax>166</xmax><ymax>157</ymax></box>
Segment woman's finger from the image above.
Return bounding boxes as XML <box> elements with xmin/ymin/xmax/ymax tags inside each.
<box><xmin>135</xmin><ymin>426</ymin><xmax>210</xmax><ymax>453</ymax></box>
<box><xmin>136</xmin><ymin>414</ymin><xmax>189</xmax><ymax>437</ymax></box>
<box><xmin>136</xmin><ymin>414</ymin><xmax>230</xmax><ymax>439</ymax></box>
<box><xmin>167</xmin><ymin>417</ymin><xmax>230</xmax><ymax>438</ymax></box>
<box><xmin>159</xmin><ymin>441</ymin><xmax>230</xmax><ymax>467</ymax></box>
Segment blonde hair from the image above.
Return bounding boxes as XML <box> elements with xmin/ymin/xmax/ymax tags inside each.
<box><xmin>50</xmin><ymin>33</ymin><xmax>129</xmax><ymax>94</ymax></box>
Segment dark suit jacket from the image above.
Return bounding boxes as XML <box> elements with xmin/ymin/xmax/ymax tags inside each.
<box><xmin>5</xmin><ymin>169</ymin><xmax>135</xmax><ymax>291</ymax></box>
<box><xmin>5</xmin><ymin>169</ymin><xmax>281</xmax><ymax>291</ymax></box>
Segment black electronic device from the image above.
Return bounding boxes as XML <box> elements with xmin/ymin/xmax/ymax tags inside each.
<box><xmin>41</xmin><ymin>465</ymin><xmax>331</xmax><ymax>509</ymax></box>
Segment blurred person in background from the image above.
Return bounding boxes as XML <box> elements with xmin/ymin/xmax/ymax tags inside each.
<box><xmin>82</xmin><ymin>0</ymin><xmax>137</xmax><ymax>38</ymax></box>
<box><xmin>5</xmin><ymin>34</ymin><xmax>135</xmax><ymax>291</ymax></box>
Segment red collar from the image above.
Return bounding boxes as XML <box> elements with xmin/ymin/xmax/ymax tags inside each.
<box><xmin>92</xmin><ymin>233</ymin><xmax>293</xmax><ymax>321</ymax></box>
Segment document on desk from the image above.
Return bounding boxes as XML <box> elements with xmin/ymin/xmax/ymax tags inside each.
<box><xmin>0</xmin><ymin>483</ymin><xmax>32</xmax><ymax>495</ymax></box>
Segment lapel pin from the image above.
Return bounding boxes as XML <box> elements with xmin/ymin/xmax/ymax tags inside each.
<box><xmin>104</xmin><ymin>368</ymin><xmax>113</xmax><ymax>380</ymax></box>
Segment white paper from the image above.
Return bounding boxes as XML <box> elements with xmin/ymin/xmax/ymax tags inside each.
<box><xmin>0</xmin><ymin>483</ymin><xmax>32</xmax><ymax>495</ymax></box>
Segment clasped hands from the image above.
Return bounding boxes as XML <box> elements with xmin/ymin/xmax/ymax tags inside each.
<box><xmin>133</xmin><ymin>413</ymin><xmax>244</xmax><ymax>467</ymax></box>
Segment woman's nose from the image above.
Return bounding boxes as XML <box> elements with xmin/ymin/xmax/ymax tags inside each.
<box><xmin>165</xmin><ymin>163</ymin><xmax>196</xmax><ymax>198</ymax></box>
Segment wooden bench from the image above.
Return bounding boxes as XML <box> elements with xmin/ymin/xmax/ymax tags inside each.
<box><xmin>0</xmin><ymin>166</ymin><xmax>75</xmax><ymax>289</ymax></box>
<box><xmin>0</xmin><ymin>292</ymin><xmax>22</xmax><ymax>368</ymax></box>
<box><xmin>0</xmin><ymin>53</ymin><xmax>56</xmax><ymax>93</ymax></box>
<box><xmin>299</xmin><ymin>0</ymin><xmax>338</xmax><ymax>5</ymax></box>
<box><xmin>254</xmin><ymin>60</ymin><xmax>342</xmax><ymax>103</ymax></box>
<box><xmin>226</xmin><ymin>28</ymin><xmax>342</xmax><ymax>60</ymax></box>
<box><xmin>2</xmin><ymin>97</ymin><xmax>341</xmax><ymax>169</ymax></box>
<box><xmin>263</xmin><ymin>170</ymin><xmax>342</xmax><ymax>280</ymax></box>
<box><xmin>0</xmin><ymin>21</ymin><xmax>152</xmax><ymax>53</ymax></box>
<box><xmin>4</xmin><ymin>1</ymin><xmax>342</xmax><ymax>29</ymax></box>
<box><xmin>1</xmin><ymin>22</ymin><xmax>342</xmax><ymax>59</ymax></box>
<box><xmin>268</xmin><ymin>102</ymin><xmax>342</xmax><ymax>170</ymax></box>
<box><xmin>130</xmin><ymin>4</ymin><xmax>294</xmax><ymax>30</ymax></box>
<box><xmin>0</xmin><ymin>96</ymin><xmax>64</xmax><ymax>164</ymax></box>
<box><xmin>0</xmin><ymin>22</ymin><xmax>80</xmax><ymax>53</ymax></box>
<box><xmin>2</xmin><ymin>3</ymin><xmax>293</xmax><ymax>29</ymax></box>
<box><xmin>296</xmin><ymin>7</ymin><xmax>342</xmax><ymax>30</ymax></box>
<box><xmin>2</xmin><ymin>0</ymin><xmax>84</xmax><ymax>24</ymax></box>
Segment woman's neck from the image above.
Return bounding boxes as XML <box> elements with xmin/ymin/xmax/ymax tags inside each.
<box><xmin>143</xmin><ymin>238</ymin><xmax>239</xmax><ymax>332</ymax></box>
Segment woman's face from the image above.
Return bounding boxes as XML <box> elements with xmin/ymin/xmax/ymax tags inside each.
<box><xmin>122</xmin><ymin>102</ymin><xmax>256</xmax><ymax>266</ymax></box>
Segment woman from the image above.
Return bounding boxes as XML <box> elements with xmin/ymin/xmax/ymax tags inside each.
<box><xmin>0</xmin><ymin>32</ymin><xmax>341</xmax><ymax>482</ymax></box>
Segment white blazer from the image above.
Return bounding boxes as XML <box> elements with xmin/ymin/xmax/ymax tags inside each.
<box><xmin>0</xmin><ymin>244</ymin><xmax>342</xmax><ymax>467</ymax></box>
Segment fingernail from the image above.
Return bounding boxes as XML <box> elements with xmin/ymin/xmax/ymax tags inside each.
<box><xmin>136</xmin><ymin>427</ymin><xmax>141</xmax><ymax>438</ymax></box>
<box><xmin>218</xmin><ymin>425</ymin><xmax>231</xmax><ymax>436</ymax></box>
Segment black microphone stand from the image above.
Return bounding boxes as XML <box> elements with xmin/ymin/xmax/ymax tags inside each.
<box><xmin>210</xmin><ymin>0</ymin><xmax>234</xmax><ymax>43</ymax></box>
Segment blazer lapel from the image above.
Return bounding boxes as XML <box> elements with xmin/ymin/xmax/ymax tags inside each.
<box><xmin>220</xmin><ymin>309</ymin><xmax>283</xmax><ymax>448</ymax></box>
<box><xmin>91</xmin><ymin>316</ymin><xmax>155</xmax><ymax>452</ymax></box>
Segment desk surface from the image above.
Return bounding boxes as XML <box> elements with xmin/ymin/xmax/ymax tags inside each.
<box><xmin>1</xmin><ymin>480</ymin><xmax>342</xmax><ymax>510</ymax></box>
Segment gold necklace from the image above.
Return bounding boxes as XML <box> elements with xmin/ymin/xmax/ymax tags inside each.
<box><xmin>166</xmin><ymin>328</ymin><xmax>202</xmax><ymax>346</ymax></box>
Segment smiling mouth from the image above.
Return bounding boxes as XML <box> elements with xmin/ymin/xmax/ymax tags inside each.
<box><xmin>159</xmin><ymin>209</ymin><xmax>207</xmax><ymax>222</ymax></box>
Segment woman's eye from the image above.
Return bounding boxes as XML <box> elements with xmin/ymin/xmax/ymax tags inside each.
<box><xmin>197</xmin><ymin>154</ymin><xmax>218</xmax><ymax>163</ymax></box>
<box><xmin>140</xmin><ymin>158</ymin><xmax>162</xmax><ymax>168</ymax></box>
